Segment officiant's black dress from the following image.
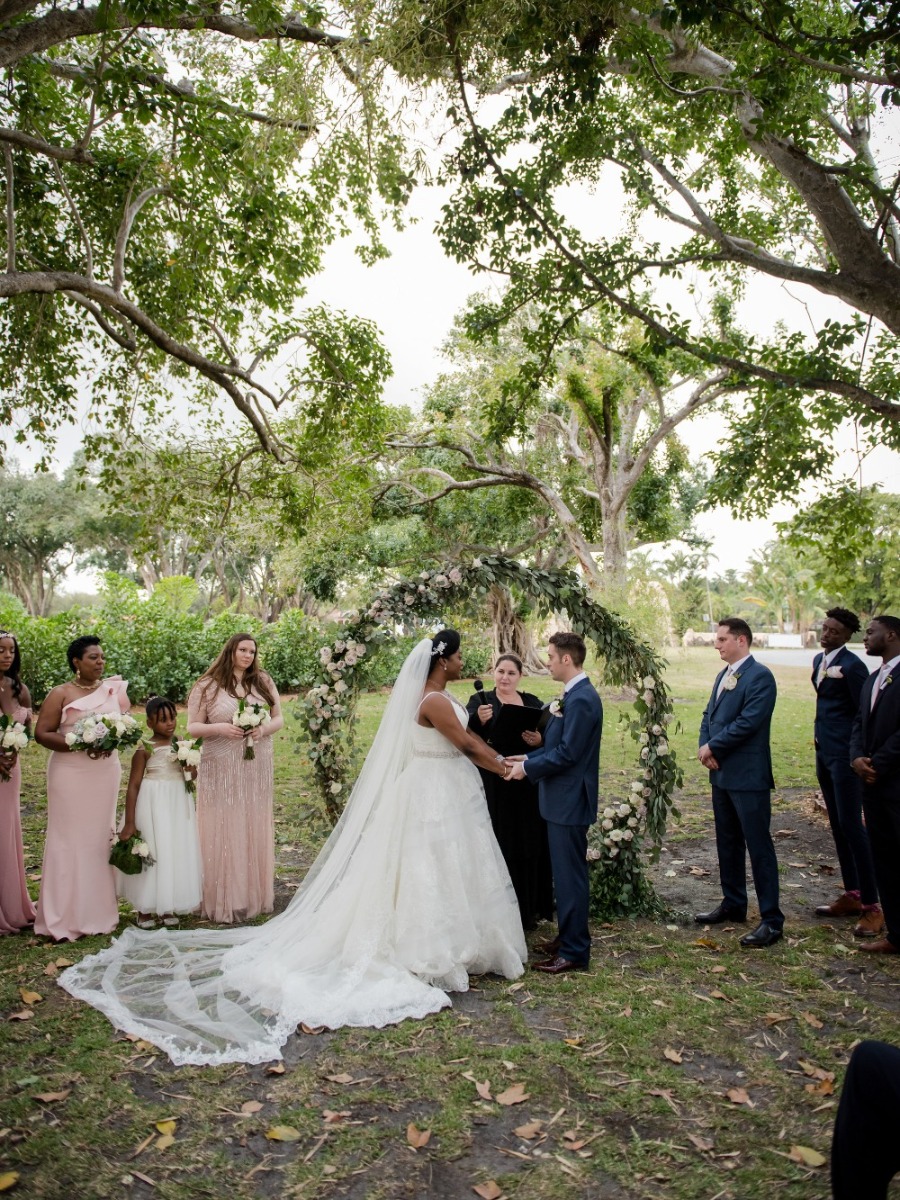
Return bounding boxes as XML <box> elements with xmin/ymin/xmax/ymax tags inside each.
<box><xmin>466</xmin><ymin>689</ymin><xmax>554</xmax><ymax>930</ymax></box>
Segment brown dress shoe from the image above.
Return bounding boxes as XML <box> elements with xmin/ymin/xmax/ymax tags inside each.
<box><xmin>535</xmin><ymin>937</ymin><xmax>560</xmax><ymax>956</ymax></box>
<box><xmin>815</xmin><ymin>892</ymin><xmax>863</xmax><ymax>917</ymax></box>
<box><xmin>531</xmin><ymin>955</ymin><xmax>589</xmax><ymax>974</ymax></box>
<box><xmin>859</xmin><ymin>938</ymin><xmax>898</xmax><ymax>954</ymax></box>
<box><xmin>854</xmin><ymin>910</ymin><xmax>886</xmax><ymax>938</ymax></box>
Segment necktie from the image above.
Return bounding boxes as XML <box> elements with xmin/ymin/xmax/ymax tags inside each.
<box><xmin>716</xmin><ymin>667</ymin><xmax>732</xmax><ymax>700</ymax></box>
<box><xmin>816</xmin><ymin>656</ymin><xmax>827</xmax><ymax>686</ymax></box>
<box><xmin>871</xmin><ymin>665</ymin><xmax>889</xmax><ymax>711</ymax></box>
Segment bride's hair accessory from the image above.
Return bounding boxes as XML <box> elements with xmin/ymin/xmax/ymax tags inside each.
<box><xmin>430</xmin><ymin>628</ymin><xmax>461</xmax><ymax>660</ymax></box>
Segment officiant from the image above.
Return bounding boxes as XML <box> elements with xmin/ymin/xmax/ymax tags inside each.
<box><xmin>467</xmin><ymin>654</ymin><xmax>554</xmax><ymax>930</ymax></box>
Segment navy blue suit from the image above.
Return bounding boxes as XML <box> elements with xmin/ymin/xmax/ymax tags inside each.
<box><xmin>811</xmin><ymin>647</ymin><xmax>877</xmax><ymax>904</ymax></box>
<box><xmin>850</xmin><ymin>665</ymin><xmax>900</xmax><ymax>945</ymax></box>
<box><xmin>524</xmin><ymin>677</ymin><xmax>602</xmax><ymax>965</ymax></box>
<box><xmin>699</xmin><ymin>657</ymin><xmax>783</xmax><ymax>927</ymax></box>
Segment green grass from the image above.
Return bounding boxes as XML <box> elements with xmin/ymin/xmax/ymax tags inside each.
<box><xmin>2</xmin><ymin>649</ymin><xmax>897</xmax><ymax>1199</ymax></box>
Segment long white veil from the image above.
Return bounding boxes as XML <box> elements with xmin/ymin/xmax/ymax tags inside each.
<box><xmin>60</xmin><ymin>638</ymin><xmax>451</xmax><ymax>1065</ymax></box>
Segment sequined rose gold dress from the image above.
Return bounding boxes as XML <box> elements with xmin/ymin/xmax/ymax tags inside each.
<box><xmin>190</xmin><ymin>683</ymin><xmax>274</xmax><ymax>923</ymax></box>
<box><xmin>0</xmin><ymin>703</ymin><xmax>37</xmax><ymax>934</ymax></box>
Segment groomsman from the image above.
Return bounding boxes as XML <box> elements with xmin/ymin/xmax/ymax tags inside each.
<box><xmin>811</xmin><ymin>608</ymin><xmax>882</xmax><ymax>936</ymax></box>
<box><xmin>851</xmin><ymin>615</ymin><xmax>900</xmax><ymax>955</ymax></box>
<box><xmin>696</xmin><ymin>618</ymin><xmax>783</xmax><ymax>947</ymax></box>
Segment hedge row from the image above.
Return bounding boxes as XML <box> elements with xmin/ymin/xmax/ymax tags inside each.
<box><xmin>0</xmin><ymin>578</ymin><xmax>492</xmax><ymax>704</ymax></box>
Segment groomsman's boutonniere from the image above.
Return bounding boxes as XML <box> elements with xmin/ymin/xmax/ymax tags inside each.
<box><xmin>882</xmin><ymin>674</ymin><xmax>894</xmax><ymax>690</ymax></box>
<box><xmin>548</xmin><ymin>695</ymin><xmax>566</xmax><ymax>717</ymax></box>
<box><xmin>825</xmin><ymin>666</ymin><xmax>844</xmax><ymax>679</ymax></box>
<box><xmin>722</xmin><ymin>672</ymin><xmax>741</xmax><ymax>692</ymax></box>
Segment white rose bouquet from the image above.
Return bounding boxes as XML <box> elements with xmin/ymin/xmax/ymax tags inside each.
<box><xmin>171</xmin><ymin>736</ymin><xmax>203</xmax><ymax>793</ymax></box>
<box><xmin>232</xmin><ymin>699</ymin><xmax>271</xmax><ymax>760</ymax></box>
<box><xmin>109</xmin><ymin>830</ymin><xmax>155</xmax><ymax>875</ymax></box>
<box><xmin>66</xmin><ymin>712</ymin><xmax>143</xmax><ymax>755</ymax></box>
<box><xmin>0</xmin><ymin>714</ymin><xmax>31</xmax><ymax>782</ymax></box>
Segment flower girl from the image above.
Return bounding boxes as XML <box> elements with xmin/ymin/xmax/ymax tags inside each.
<box><xmin>116</xmin><ymin>697</ymin><xmax>202</xmax><ymax>929</ymax></box>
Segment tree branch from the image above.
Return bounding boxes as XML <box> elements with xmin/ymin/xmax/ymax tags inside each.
<box><xmin>0</xmin><ymin>125</ymin><xmax>96</xmax><ymax>165</ymax></box>
<box><xmin>2</xmin><ymin>144</ymin><xmax>13</xmax><ymax>272</ymax></box>
<box><xmin>113</xmin><ymin>186</ymin><xmax>168</xmax><ymax>293</ymax></box>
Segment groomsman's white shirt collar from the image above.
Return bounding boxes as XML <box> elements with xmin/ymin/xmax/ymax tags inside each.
<box><xmin>822</xmin><ymin>647</ymin><xmax>842</xmax><ymax>668</ymax></box>
<box><xmin>564</xmin><ymin>671</ymin><xmax>588</xmax><ymax>693</ymax></box>
<box><xmin>876</xmin><ymin>654</ymin><xmax>900</xmax><ymax>685</ymax></box>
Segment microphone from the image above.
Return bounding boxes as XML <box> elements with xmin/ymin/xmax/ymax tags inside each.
<box><xmin>471</xmin><ymin>678</ymin><xmax>485</xmax><ymax>705</ymax></box>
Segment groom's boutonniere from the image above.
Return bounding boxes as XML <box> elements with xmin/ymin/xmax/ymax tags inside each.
<box><xmin>548</xmin><ymin>695</ymin><xmax>566</xmax><ymax>717</ymax></box>
<box><xmin>722</xmin><ymin>672</ymin><xmax>741</xmax><ymax>692</ymax></box>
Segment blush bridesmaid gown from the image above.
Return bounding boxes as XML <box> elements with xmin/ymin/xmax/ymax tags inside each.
<box><xmin>34</xmin><ymin>678</ymin><xmax>131</xmax><ymax>941</ymax></box>
<box><xmin>0</xmin><ymin>703</ymin><xmax>37</xmax><ymax>934</ymax></box>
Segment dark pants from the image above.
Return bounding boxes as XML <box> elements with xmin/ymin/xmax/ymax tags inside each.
<box><xmin>832</xmin><ymin>1040</ymin><xmax>900</xmax><ymax>1200</ymax></box>
<box><xmin>816</xmin><ymin>748</ymin><xmax>878</xmax><ymax>904</ymax></box>
<box><xmin>546</xmin><ymin>821</ymin><xmax>590</xmax><ymax>965</ymax></box>
<box><xmin>861</xmin><ymin>787</ymin><xmax>900</xmax><ymax>945</ymax></box>
<box><xmin>711</xmin><ymin>785</ymin><xmax>783</xmax><ymax>928</ymax></box>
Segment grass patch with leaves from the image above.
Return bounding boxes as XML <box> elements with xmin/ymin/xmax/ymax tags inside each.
<box><xmin>2</xmin><ymin>649</ymin><xmax>898</xmax><ymax>1199</ymax></box>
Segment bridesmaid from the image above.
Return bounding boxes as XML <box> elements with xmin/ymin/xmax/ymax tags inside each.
<box><xmin>467</xmin><ymin>653</ymin><xmax>554</xmax><ymax>930</ymax></box>
<box><xmin>187</xmin><ymin>633</ymin><xmax>283</xmax><ymax>923</ymax></box>
<box><xmin>34</xmin><ymin>636</ymin><xmax>131</xmax><ymax>941</ymax></box>
<box><xmin>0</xmin><ymin>631</ymin><xmax>37</xmax><ymax>934</ymax></box>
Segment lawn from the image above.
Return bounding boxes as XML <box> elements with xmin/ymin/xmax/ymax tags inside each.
<box><xmin>1</xmin><ymin>648</ymin><xmax>897</xmax><ymax>1200</ymax></box>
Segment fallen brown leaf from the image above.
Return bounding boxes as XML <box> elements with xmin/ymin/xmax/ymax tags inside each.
<box><xmin>688</xmin><ymin>1133</ymin><xmax>714</xmax><ymax>1152</ymax></box>
<box><xmin>789</xmin><ymin>1144</ymin><xmax>826</xmax><ymax>1168</ymax></box>
<box><xmin>709</xmin><ymin>989</ymin><xmax>729</xmax><ymax>1001</ymax></box>
<box><xmin>131</xmin><ymin>1170</ymin><xmax>156</xmax><ymax>1187</ymax></box>
<box><xmin>42</xmin><ymin>963</ymin><xmax>58</xmax><ymax>978</ymax></box>
<box><xmin>0</xmin><ymin>1173</ymin><xmax>18</xmax><ymax>1193</ymax></box>
<box><xmin>801</xmin><ymin>1012</ymin><xmax>824</xmax><ymax>1030</ymax></box>
<box><xmin>495</xmin><ymin>1083</ymin><xmax>530</xmax><ymax>1106</ymax></box>
<box><xmin>265</xmin><ymin>1125</ymin><xmax>302</xmax><ymax>1142</ymax></box>
<box><xmin>473</xmin><ymin>1079</ymin><xmax>493</xmax><ymax>1102</ymax></box>
<box><xmin>406</xmin><ymin>1123</ymin><xmax>431</xmax><ymax>1149</ymax></box>
<box><xmin>299</xmin><ymin>1023</ymin><xmax>325</xmax><ymax>1035</ymax></box>
<box><xmin>325</xmin><ymin>1073</ymin><xmax>354</xmax><ymax>1084</ymax></box>
<box><xmin>798</xmin><ymin>1060</ymin><xmax>833</xmax><ymax>1081</ymax></box>
<box><xmin>726</xmin><ymin>1088</ymin><xmax>753</xmax><ymax>1107</ymax></box>
<box><xmin>693</xmin><ymin>937</ymin><xmax>721</xmax><ymax>949</ymax></box>
<box><xmin>240</xmin><ymin>1101</ymin><xmax>263</xmax><ymax>1115</ymax></box>
<box><xmin>663</xmin><ymin>1047</ymin><xmax>683</xmax><ymax>1064</ymax></box>
<box><xmin>472</xmin><ymin>1183</ymin><xmax>503</xmax><ymax>1200</ymax></box>
<box><xmin>33</xmin><ymin>1091</ymin><xmax>70</xmax><ymax>1104</ymax></box>
<box><xmin>19</xmin><ymin>989</ymin><xmax>41</xmax><ymax>1006</ymax></box>
<box><xmin>155</xmin><ymin>1120</ymin><xmax>177</xmax><ymax>1136</ymax></box>
<box><xmin>53</xmin><ymin>958</ymin><xmax>73</xmax><ymax>968</ymax></box>
<box><xmin>620</xmin><ymin>1005</ymin><xmax>632</xmax><ymax>1017</ymax></box>
<box><xmin>647</xmin><ymin>1088</ymin><xmax>680</xmax><ymax>1113</ymax></box>
<box><xmin>265</xmin><ymin>1062</ymin><xmax>285</xmax><ymax>1075</ymax></box>
<box><xmin>514</xmin><ymin>1120</ymin><xmax>543</xmax><ymax>1140</ymax></box>
<box><xmin>154</xmin><ymin>1134</ymin><xmax>175</xmax><ymax>1151</ymax></box>
<box><xmin>710</xmin><ymin>965</ymin><xmax>727</xmax><ymax>974</ymax></box>
<box><xmin>322</xmin><ymin>1110</ymin><xmax>351</xmax><ymax>1124</ymax></box>
<box><xmin>7</xmin><ymin>1011</ymin><xmax>32</xmax><ymax>1022</ymax></box>
<box><xmin>804</xmin><ymin>1078</ymin><xmax>835</xmax><ymax>1097</ymax></box>
<box><xmin>563</xmin><ymin>1037</ymin><xmax>583</xmax><ymax>1047</ymax></box>
<box><xmin>764</xmin><ymin>1013</ymin><xmax>792</xmax><ymax>1025</ymax></box>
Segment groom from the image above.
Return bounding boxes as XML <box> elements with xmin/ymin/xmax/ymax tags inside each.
<box><xmin>506</xmin><ymin>632</ymin><xmax>602</xmax><ymax>974</ymax></box>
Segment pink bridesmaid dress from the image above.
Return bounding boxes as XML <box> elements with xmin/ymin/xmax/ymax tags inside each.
<box><xmin>190</xmin><ymin>682</ymin><xmax>275</xmax><ymax>924</ymax></box>
<box><xmin>0</xmin><ymin>703</ymin><xmax>37</xmax><ymax>934</ymax></box>
<box><xmin>34</xmin><ymin>678</ymin><xmax>131</xmax><ymax>941</ymax></box>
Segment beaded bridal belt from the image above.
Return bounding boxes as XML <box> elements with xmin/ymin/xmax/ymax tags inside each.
<box><xmin>412</xmin><ymin>748</ymin><xmax>463</xmax><ymax>759</ymax></box>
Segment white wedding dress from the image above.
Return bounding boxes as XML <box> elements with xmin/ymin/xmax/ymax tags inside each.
<box><xmin>59</xmin><ymin>640</ymin><xmax>526</xmax><ymax>1065</ymax></box>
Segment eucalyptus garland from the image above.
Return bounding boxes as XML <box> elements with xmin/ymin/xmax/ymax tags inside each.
<box><xmin>296</xmin><ymin>556</ymin><xmax>682</xmax><ymax>918</ymax></box>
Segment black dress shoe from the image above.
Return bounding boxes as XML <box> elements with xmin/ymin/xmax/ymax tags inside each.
<box><xmin>531</xmin><ymin>955</ymin><xmax>589</xmax><ymax>974</ymax></box>
<box><xmin>739</xmin><ymin>921</ymin><xmax>783</xmax><ymax>948</ymax></box>
<box><xmin>694</xmin><ymin>902</ymin><xmax>747</xmax><ymax>925</ymax></box>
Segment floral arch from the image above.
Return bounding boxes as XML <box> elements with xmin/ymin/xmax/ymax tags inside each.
<box><xmin>297</xmin><ymin>556</ymin><xmax>681</xmax><ymax>919</ymax></box>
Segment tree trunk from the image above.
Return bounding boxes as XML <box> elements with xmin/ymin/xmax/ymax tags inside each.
<box><xmin>600</xmin><ymin>504</ymin><xmax>628</xmax><ymax>590</ymax></box>
<box><xmin>488</xmin><ymin>585</ymin><xmax>548</xmax><ymax>675</ymax></box>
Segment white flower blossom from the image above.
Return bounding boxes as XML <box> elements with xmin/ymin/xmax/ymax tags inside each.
<box><xmin>643</xmin><ymin>690</ymin><xmax>655</xmax><ymax>705</ymax></box>
<box><xmin>472</xmin><ymin>557</ymin><xmax>482</xmax><ymax>568</ymax></box>
<box><xmin>602</xmin><ymin>818</ymin><xmax>614</xmax><ymax>830</ymax></box>
<box><xmin>627</xmin><ymin>817</ymin><xmax>638</xmax><ymax>828</ymax></box>
<box><xmin>329</xmin><ymin>781</ymin><xmax>342</xmax><ymax>795</ymax></box>
<box><xmin>631</xmin><ymin>781</ymin><xmax>644</xmax><ymax>793</ymax></box>
<box><xmin>642</xmin><ymin>786</ymin><xmax>652</xmax><ymax>797</ymax></box>
<box><xmin>639</xmin><ymin>731</ymin><xmax>649</xmax><ymax>745</ymax></box>
<box><xmin>334</xmin><ymin>681</ymin><xmax>348</xmax><ymax>694</ymax></box>
<box><xmin>656</xmin><ymin>740</ymin><xmax>670</xmax><ymax>756</ymax></box>
<box><xmin>404</xmin><ymin>594</ymin><xmax>415</xmax><ymax>606</ymax></box>
<box><xmin>617</xmin><ymin>804</ymin><xmax>631</xmax><ymax>818</ymax></box>
<box><xmin>622</xmin><ymin>829</ymin><xmax>634</xmax><ymax>841</ymax></box>
<box><xmin>586</xmin><ymin>847</ymin><xmax>601</xmax><ymax>862</ymax></box>
<box><xmin>610</xmin><ymin>829</ymin><xmax>623</xmax><ymax>842</ymax></box>
<box><xmin>134</xmin><ymin>841</ymin><xmax>151</xmax><ymax>858</ymax></box>
<box><xmin>319</xmin><ymin>647</ymin><xmax>332</xmax><ymax>663</ymax></box>
<box><xmin>641</xmin><ymin>747</ymin><xmax>650</xmax><ymax>761</ymax></box>
<box><xmin>643</xmin><ymin>676</ymin><xmax>655</xmax><ymax>689</ymax></box>
<box><xmin>652</xmin><ymin>724</ymin><xmax>662</xmax><ymax>735</ymax></box>
<box><xmin>603</xmin><ymin>806</ymin><xmax>616</xmax><ymax>819</ymax></box>
<box><xmin>609</xmin><ymin>846</ymin><xmax>619</xmax><ymax>857</ymax></box>
<box><xmin>449</xmin><ymin>568</ymin><xmax>462</xmax><ymax>584</ymax></box>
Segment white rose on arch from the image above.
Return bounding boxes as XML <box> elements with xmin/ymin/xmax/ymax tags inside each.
<box><xmin>643</xmin><ymin>690</ymin><xmax>655</xmax><ymax>705</ymax></box>
<box><xmin>642</xmin><ymin>676</ymin><xmax>655</xmax><ymax>689</ymax></box>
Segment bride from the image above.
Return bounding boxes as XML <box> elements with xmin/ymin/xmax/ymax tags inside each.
<box><xmin>60</xmin><ymin>631</ymin><xmax>527</xmax><ymax>1065</ymax></box>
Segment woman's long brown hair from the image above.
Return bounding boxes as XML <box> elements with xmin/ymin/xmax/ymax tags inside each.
<box><xmin>195</xmin><ymin>633</ymin><xmax>275</xmax><ymax>706</ymax></box>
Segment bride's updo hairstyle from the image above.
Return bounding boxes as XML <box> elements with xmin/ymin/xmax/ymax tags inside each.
<box><xmin>430</xmin><ymin>628</ymin><xmax>461</xmax><ymax>668</ymax></box>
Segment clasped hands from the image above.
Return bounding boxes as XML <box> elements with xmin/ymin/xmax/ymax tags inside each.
<box><xmin>852</xmin><ymin>756</ymin><xmax>878</xmax><ymax>785</ymax></box>
<box><xmin>502</xmin><ymin>755</ymin><xmax>527</xmax><ymax>781</ymax></box>
<box><xmin>697</xmin><ymin>743</ymin><xmax>720</xmax><ymax>771</ymax></box>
